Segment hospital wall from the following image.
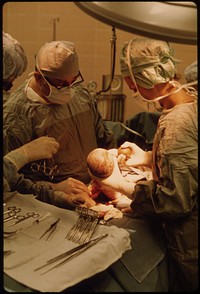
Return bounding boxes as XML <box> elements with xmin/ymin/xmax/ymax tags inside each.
<box><xmin>3</xmin><ymin>2</ymin><xmax>197</xmax><ymax>122</ymax></box>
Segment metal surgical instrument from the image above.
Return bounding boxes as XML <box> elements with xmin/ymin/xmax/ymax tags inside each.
<box><xmin>33</xmin><ymin>212</ymin><xmax>51</xmax><ymax>224</ymax></box>
<box><xmin>9</xmin><ymin>212</ymin><xmax>40</xmax><ymax>226</ymax></box>
<box><xmin>39</xmin><ymin>217</ymin><xmax>61</xmax><ymax>240</ymax></box>
<box><xmin>34</xmin><ymin>233</ymin><xmax>108</xmax><ymax>274</ymax></box>
<box><xmin>4</xmin><ymin>229</ymin><xmax>21</xmax><ymax>238</ymax></box>
<box><xmin>31</xmin><ymin>158</ymin><xmax>59</xmax><ymax>180</ymax></box>
<box><xmin>66</xmin><ymin>207</ymin><xmax>99</xmax><ymax>244</ymax></box>
<box><xmin>4</xmin><ymin>212</ymin><xmax>20</xmax><ymax>223</ymax></box>
<box><xmin>4</xmin><ymin>206</ymin><xmax>21</xmax><ymax>216</ymax></box>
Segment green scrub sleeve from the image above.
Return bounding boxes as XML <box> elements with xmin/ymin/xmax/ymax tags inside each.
<box><xmin>131</xmin><ymin>180</ymin><xmax>157</xmax><ymax>215</ymax></box>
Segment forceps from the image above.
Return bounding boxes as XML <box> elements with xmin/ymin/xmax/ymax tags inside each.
<box><xmin>9</xmin><ymin>212</ymin><xmax>40</xmax><ymax>226</ymax></box>
<box><xmin>39</xmin><ymin>218</ymin><xmax>61</xmax><ymax>240</ymax></box>
<box><xmin>34</xmin><ymin>233</ymin><xmax>108</xmax><ymax>274</ymax></box>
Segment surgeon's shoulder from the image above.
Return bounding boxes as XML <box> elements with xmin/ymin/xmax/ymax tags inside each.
<box><xmin>74</xmin><ymin>84</ymin><xmax>97</xmax><ymax>102</ymax></box>
<box><xmin>6</xmin><ymin>82</ymin><xmax>27</xmax><ymax>102</ymax></box>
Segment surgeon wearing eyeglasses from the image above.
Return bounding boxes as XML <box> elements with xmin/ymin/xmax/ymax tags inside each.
<box><xmin>4</xmin><ymin>40</ymin><xmax>116</xmax><ymax>207</ymax></box>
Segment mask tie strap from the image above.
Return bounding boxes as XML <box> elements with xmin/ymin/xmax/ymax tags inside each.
<box><xmin>35</xmin><ymin>57</ymin><xmax>52</xmax><ymax>99</ymax></box>
<box><xmin>127</xmin><ymin>40</ymin><xmax>152</xmax><ymax>111</ymax></box>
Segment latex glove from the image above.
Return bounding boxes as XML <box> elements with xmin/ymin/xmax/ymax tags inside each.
<box><xmin>54</xmin><ymin>190</ymin><xmax>96</xmax><ymax>209</ymax></box>
<box><xmin>51</xmin><ymin>177</ymin><xmax>91</xmax><ymax>196</ymax></box>
<box><xmin>119</xmin><ymin>141</ymin><xmax>152</xmax><ymax>167</ymax></box>
<box><xmin>107</xmin><ymin>148</ymin><xmax>118</xmax><ymax>157</ymax></box>
<box><xmin>20</xmin><ymin>136</ymin><xmax>59</xmax><ymax>162</ymax></box>
<box><xmin>89</xmin><ymin>154</ymin><xmax>135</xmax><ymax>199</ymax></box>
<box><xmin>4</xmin><ymin>136</ymin><xmax>59</xmax><ymax>170</ymax></box>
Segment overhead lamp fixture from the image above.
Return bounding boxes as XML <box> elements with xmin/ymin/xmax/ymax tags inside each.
<box><xmin>75</xmin><ymin>2</ymin><xmax>197</xmax><ymax>45</ymax></box>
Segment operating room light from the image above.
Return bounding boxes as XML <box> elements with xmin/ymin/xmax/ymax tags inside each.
<box><xmin>75</xmin><ymin>2</ymin><xmax>197</xmax><ymax>44</ymax></box>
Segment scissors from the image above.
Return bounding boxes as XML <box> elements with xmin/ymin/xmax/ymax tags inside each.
<box><xmin>4</xmin><ymin>206</ymin><xmax>21</xmax><ymax>216</ymax></box>
<box><xmin>39</xmin><ymin>218</ymin><xmax>61</xmax><ymax>240</ymax></box>
<box><xmin>9</xmin><ymin>212</ymin><xmax>40</xmax><ymax>226</ymax></box>
<box><xmin>31</xmin><ymin>159</ymin><xmax>59</xmax><ymax>180</ymax></box>
<box><xmin>4</xmin><ymin>210</ymin><xmax>22</xmax><ymax>223</ymax></box>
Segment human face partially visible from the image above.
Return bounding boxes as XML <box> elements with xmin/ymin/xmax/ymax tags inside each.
<box><xmin>36</xmin><ymin>66</ymin><xmax>84</xmax><ymax>104</ymax></box>
<box><xmin>124</xmin><ymin>76</ymin><xmax>137</xmax><ymax>92</ymax></box>
<box><xmin>44</xmin><ymin>72</ymin><xmax>84</xmax><ymax>90</ymax></box>
<box><xmin>123</xmin><ymin>75</ymin><xmax>163</xmax><ymax>111</ymax></box>
<box><xmin>124</xmin><ymin>76</ymin><xmax>157</xmax><ymax>100</ymax></box>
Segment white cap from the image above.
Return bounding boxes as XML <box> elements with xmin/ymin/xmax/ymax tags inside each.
<box><xmin>36</xmin><ymin>41</ymin><xmax>79</xmax><ymax>79</ymax></box>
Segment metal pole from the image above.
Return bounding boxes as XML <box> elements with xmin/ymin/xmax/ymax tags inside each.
<box><xmin>52</xmin><ymin>17</ymin><xmax>60</xmax><ymax>41</ymax></box>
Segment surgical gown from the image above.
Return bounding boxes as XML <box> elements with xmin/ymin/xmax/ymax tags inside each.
<box><xmin>131</xmin><ymin>101</ymin><xmax>198</xmax><ymax>291</ymax></box>
<box><xmin>3</xmin><ymin>82</ymin><xmax>116</xmax><ymax>184</ymax></box>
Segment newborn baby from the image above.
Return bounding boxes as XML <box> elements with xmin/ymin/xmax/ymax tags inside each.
<box><xmin>87</xmin><ymin>147</ymin><xmax>132</xmax><ymax>179</ymax></box>
<box><xmin>87</xmin><ymin>148</ymin><xmax>133</xmax><ymax>220</ymax></box>
<box><xmin>87</xmin><ymin>148</ymin><xmax>115</xmax><ymax>178</ymax></box>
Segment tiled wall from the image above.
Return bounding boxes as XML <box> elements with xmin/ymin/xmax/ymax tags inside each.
<box><xmin>3</xmin><ymin>2</ymin><xmax>197</xmax><ymax>121</ymax></box>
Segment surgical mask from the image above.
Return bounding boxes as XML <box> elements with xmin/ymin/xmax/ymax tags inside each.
<box><xmin>43</xmin><ymin>82</ymin><xmax>72</xmax><ymax>105</ymax></box>
<box><xmin>132</xmin><ymin>92</ymin><xmax>163</xmax><ymax>112</ymax></box>
<box><xmin>126</xmin><ymin>40</ymin><xmax>197</xmax><ymax>111</ymax></box>
<box><xmin>36</xmin><ymin>63</ymin><xmax>82</xmax><ymax>104</ymax></box>
<box><xmin>131</xmin><ymin>80</ymin><xmax>197</xmax><ymax>112</ymax></box>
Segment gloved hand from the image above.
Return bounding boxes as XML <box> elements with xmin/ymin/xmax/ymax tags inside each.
<box><xmin>4</xmin><ymin>136</ymin><xmax>59</xmax><ymax>170</ymax></box>
<box><xmin>89</xmin><ymin>154</ymin><xmax>135</xmax><ymax>199</ymax></box>
<box><xmin>54</xmin><ymin>190</ymin><xmax>96</xmax><ymax>209</ymax></box>
<box><xmin>51</xmin><ymin>177</ymin><xmax>90</xmax><ymax>195</ymax></box>
<box><xmin>119</xmin><ymin>141</ymin><xmax>152</xmax><ymax>167</ymax></box>
<box><xmin>49</xmin><ymin>178</ymin><xmax>96</xmax><ymax>208</ymax></box>
<box><xmin>19</xmin><ymin>136</ymin><xmax>59</xmax><ymax>162</ymax></box>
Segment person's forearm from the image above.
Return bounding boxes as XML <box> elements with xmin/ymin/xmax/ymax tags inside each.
<box><xmin>48</xmin><ymin>182</ymin><xmax>57</xmax><ymax>190</ymax></box>
<box><xmin>4</xmin><ymin>149</ymin><xmax>29</xmax><ymax>171</ymax></box>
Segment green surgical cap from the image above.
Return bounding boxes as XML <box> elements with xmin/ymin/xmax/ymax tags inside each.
<box><xmin>184</xmin><ymin>60</ymin><xmax>197</xmax><ymax>83</ymax></box>
<box><xmin>120</xmin><ymin>38</ymin><xmax>179</xmax><ymax>89</ymax></box>
<box><xmin>3</xmin><ymin>32</ymin><xmax>28</xmax><ymax>82</ymax></box>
